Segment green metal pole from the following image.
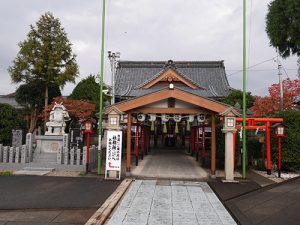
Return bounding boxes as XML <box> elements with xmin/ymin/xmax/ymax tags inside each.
<box><xmin>98</xmin><ymin>0</ymin><xmax>106</xmax><ymax>175</ymax></box>
<box><xmin>242</xmin><ymin>0</ymin><xmax>247</xmax><ymax>178</ymax></box>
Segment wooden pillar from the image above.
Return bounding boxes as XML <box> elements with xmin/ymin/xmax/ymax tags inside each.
<box><xmin>233</xmin><ymin>132</ymin><xmax>236</xmax><ymax>169</ymax></box>
<box><xmin>196</xmin><ymin>126</ymin><xmax>199</xmax><ymax>161</ymax></box>
<box><xmin>135</xmin><ymin>123</ymin><xmax>139</xmax><ymax>166</ymax></box>
<box><xmin>211</xmin><ymin>114</ymin><xmax>216</xmax><ymax>175</ymax></box>
<box><xmin>141</xmin><ymin>125</ymin><xmax>144</xmax><ymax>160</ymax></box>
<box><xmin>266</xmin><ymin>121</ymin><xmax>271</xmax><ymax>174</ymax></box>
<box><xmin>126</xmin><ymin>111</ymin><xmax>132</xmax><ymax>173</ymax></box>
<box><xmin>191</xmin><ymin>127</ymin><xmax>194</xmax><ymax>155</ymax></box>
<box><xmin>201</xmin><ymin>126</ymin><xmax>206</xmax><ymax>159</ymax></box>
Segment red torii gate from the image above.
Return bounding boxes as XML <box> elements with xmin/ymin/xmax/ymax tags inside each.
<box><xmin>234</xmin><ymin>117</ymin><xmax>283</xmax><ymax>174</ymax></box>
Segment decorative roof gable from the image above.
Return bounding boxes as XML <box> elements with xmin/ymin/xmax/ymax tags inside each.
<box><xmin>143</xmin><ymin>68</ymin><xmax>200</xmax><ymax>89</ymax></box>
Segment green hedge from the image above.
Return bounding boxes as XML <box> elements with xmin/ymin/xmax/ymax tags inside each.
<box><xmin>273</xmin><ymin>110</ymin><xmax>300</xmax><ymax>170</ymax></box>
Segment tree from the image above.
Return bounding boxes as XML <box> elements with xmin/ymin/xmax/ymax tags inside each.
<box><xmin>266</xmin><ymin>0</ymin><xmax>300</xmax><ymax>75</ymax></box>
<box><xmin>8</xmin><ymin>12</ymin><xmax>79</xmax><ymax>129</ymax></box>
<box><xmin>223</xmin><ymin>90</ymin><xmax>255</xmax><ymax>109</ymax></box>
<box><xmin>69</xmin><ymin>75</ymin><xmax>110</xmax><ymax>111</ymax></box>
<box><xmin>0</xmin><ymin>104</ymin><xmax>26</xmax><ymax>145</ymax></box>
<box><xmin>15</xmin><ymin>81</ymin><xmax>61</xmax><ymax>132</ymax></box>
<box><xmin>43</xmin><ymin>96</ymin><xmax>96</xmax><ymax>121</ymax></box>
<box><xmin>252</xmin><ymin>79</ymin><xmax>300</xmax><ymax>116</ymax></box>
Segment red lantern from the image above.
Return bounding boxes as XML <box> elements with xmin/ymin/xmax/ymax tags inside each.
<box><xmin>84</xmin><ymin>120</ymin><xmax>92</xmax><ymax>133</ymax></box>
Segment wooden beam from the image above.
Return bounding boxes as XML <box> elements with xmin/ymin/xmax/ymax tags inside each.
<box><xmin>211</xmin><ymin>114</ymin><xmax>216</xmax><ymax>175</ymax></box>
<box><xmin>135</xmin><ymin>107</ymin><xmax>202</xmax><ymax>114</ymax></box>
<box><xmin>126</xmin><ymin>111</ymin><xmax>132</xmax><ymax>173</ymax></box>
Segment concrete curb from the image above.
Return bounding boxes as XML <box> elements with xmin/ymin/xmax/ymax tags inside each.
<box><xmin>85</xmin><ymin>178</ymin><xmax>133</xmax><ymax>225</ymax></box>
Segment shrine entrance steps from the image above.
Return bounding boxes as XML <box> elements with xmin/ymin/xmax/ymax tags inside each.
<box><xmin>131</xmin><ymin>149</ymin><xmax>209</xmax><ymax>180</ymax></box>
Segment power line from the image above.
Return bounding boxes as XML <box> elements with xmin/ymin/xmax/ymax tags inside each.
<box><xmin>227</xmin><ymin>57</ymin><xmax>277</xmax><ymax>77</ymax></box>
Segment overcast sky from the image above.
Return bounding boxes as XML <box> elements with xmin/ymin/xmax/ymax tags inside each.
<box><xmin>0</xmin><ymin>0</ymin><xmax>299</xmax><ymax>97</ymax></box>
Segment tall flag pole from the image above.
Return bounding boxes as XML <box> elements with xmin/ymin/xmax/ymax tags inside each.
<box><xmin>98</xmin><ymin>0</ymin><xmax>106</xmax><ymax>175</ymax></box>
<box><xmin>242</xmin><ymin>0</ymin><xmax>247</xmax><ymax>178</ymax></box>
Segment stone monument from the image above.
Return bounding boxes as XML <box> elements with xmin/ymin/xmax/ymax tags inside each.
<box><xmin>35</xmin><ymin>102</ymin><xmax>70</xmax><ymax>157</ymax></box>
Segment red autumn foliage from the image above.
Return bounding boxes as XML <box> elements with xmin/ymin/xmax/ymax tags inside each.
<box><xmin>251</xmin><ymin>79</ymin><xmax>300</xmax><ymax>117</ymax></box>
<box><xmin>41</xmin><ymin>96</ymin><xmax>96</xmax><ymax>121</ymax></box>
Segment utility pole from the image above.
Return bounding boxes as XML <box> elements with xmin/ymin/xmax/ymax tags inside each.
<box><xmin>108</xmin><ymin>51</ymin><xmax>120</xmax><ymax>105</ymax></box>
<box><xmin>98</xmin><ymin>0</ymin><xmax>106</xmax><ymax>176</ymax></box>
<box><xmin>277</xmin><ymin>56</ymin><xmax>284</xmax><ymax>111</ymax></box>
<box><xmin>242</xmin><ymin>0</ymin><xmax>247</xmax><ymax>178</ymax></box>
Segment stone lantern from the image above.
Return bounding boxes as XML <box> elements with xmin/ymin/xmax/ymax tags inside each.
<box><xmin>105</xmin><ymin>106</ymin><xmax>123</xmax><ymax>131</ymax></box>
<box><xmin>220</xmin><ymin>107</ymin><xmax>241</xmax><ymax>181</ymax></box>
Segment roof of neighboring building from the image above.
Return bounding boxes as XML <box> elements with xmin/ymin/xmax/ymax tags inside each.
<box><xmin>115</xmin><ymin>60</ymin><xmax>232</xmax><ymax>99</ymax></box>
<box><xmin>0</xmin><ymin>93</ymin><xmax>23</xmax><ymax>109</ymax></box>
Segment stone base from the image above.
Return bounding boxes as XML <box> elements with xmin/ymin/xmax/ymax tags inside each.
<box><xmin>125</xmin><ymin>171</ymin><xmax>131</xmax><ymax>177</ymax></box>
<box><xmin>35</xmin><ymin>135</ymin><xmax>63</xmax><ymax>153</ymax></box>
<box><xmin>221</xmin><ymin>179</ymin><xmax>239</xmax><ymax>183</ymax></box>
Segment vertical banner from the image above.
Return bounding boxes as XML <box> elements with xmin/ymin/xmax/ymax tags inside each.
<box><xmin>105</xmin><ymin>130</ymin><xmax>122</xmax><ymax>179</ymax></box>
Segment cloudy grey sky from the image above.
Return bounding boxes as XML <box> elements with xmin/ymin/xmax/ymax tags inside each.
<box><xmin>0</xmin><ymin>0</ymin><xmax>298</xmax><ymax>97</ymax></box>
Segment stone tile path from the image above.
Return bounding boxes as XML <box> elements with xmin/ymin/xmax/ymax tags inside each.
<box><xmin>106</xmin><ymin>180</ymin><xmax>236</xmax><ymax>225</ymax></box>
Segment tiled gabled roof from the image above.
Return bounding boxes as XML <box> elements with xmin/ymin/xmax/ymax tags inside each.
<box><xmin>115</xmin><ymin>60</ymin><xmax>231</xmax><ymax>99</ymax></box>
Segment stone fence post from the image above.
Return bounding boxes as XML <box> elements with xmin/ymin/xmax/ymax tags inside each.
<box><xmin>26</xmin><ymin>133</ymin><xmax>33</xmax><ymax>162</ymax></box>
<box><xmin>0</xmin><ymin>144</ymin><xmax>3</xmax><ymax>162</ymax></box>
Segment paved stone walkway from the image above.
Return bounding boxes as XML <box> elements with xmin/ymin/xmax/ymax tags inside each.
<box><xmin>131</xmin><ymin>150</ymin><xmax>208</xmax><ymax>180</ymax></box>
<box><xmin>106</xmin><ymin>180</ymin><xmax>236</xmax><ymax>225</ymax></box>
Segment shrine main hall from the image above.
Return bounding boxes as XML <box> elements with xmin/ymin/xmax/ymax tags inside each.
<box><xmin>104</xmin><ymin>60</ymin><xmax>239</xmax><ymax>179</ymax></box>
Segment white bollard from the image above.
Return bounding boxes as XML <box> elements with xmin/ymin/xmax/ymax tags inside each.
<box><xmin>0</xmin><ymin>144</ymin><xmax>3</xmax><ymax>162</ymax></box>
<box><xmin>76</xmin><ymin>148</ymin><xmax>81</xmax><ymax>165</ymax></box>
<box><xmin>70</xmin><ymin>147</ymin><xmax>75</xmax><ymax>165</ymax></box>
<box><xmin>3</xmin><ymin>146</ymin><xmax>9</xmax><ymax>163</ymax></box>
<box><xmin>15</xmin><ymin>147</ymin><xmax>21</xmax><ymax>163</ymax></box>
<box><xmin>9</xmin><ymin>147</ymin><xmax>15</xmax><ymax>163</ymax></box>
<box><xmin>82</xmin><ymin>146</ymin><xmax>87</xmax><ymax>165</ymax></box>
<box><xmin>57</xmin><ymin>146</ymin><xmax>63</xmax><ymax>164</ymax></box>
<box><xmin>26</xmin><ymin>133</ymin><xmax>33</xmax><ymax>162</ymax></box>
<box><xmin>63</xmin><ymin>147</ymin><xmax>69</xmax><ymax>165</ymax></box>
<box><xmin>21</xmin><ymin>145</ymin><xmax>27</xmax><ymax>163</ymax></box>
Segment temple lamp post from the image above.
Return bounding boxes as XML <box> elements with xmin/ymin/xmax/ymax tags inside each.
<box><xmin>274</xmin><ymin>124</ymin><xmax>286</xmax><ymax>178</ymax></box>
<box><xmin>221</xmin><ymin>110</ymin><xmax>238</xmax><ymax>181</ymax></box>
<box><xmin>84</xmin><ymin>119</ymin><xmax>92</xmax><ymax>173</ymax></box>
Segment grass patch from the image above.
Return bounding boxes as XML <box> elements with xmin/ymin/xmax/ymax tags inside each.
<box><xmin>0</xmin><ymin>170</ymin><xmax>13</xmax><ymax>176</ymax></box>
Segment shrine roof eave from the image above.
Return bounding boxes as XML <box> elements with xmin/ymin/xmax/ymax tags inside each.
<box><xmin>104</xmin><ymin>87</ymin><xmax>234</xmax><ymax>115</ymax></box>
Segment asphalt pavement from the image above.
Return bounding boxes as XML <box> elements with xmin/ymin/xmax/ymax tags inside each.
<box><xmin>0</xmin><ymin>176</ymin><xmax>121</xmax><ymax>224</ymax></box>
<box><xmin>209</xmin><ymin>176</ymin><xmax>300</xmax><ymax>225</ymax></box>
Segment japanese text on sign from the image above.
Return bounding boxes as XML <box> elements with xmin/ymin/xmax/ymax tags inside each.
<box><xmin>106</xmin><ymin>130</ymin><xmax>122</xmax><ymax>171</ymax></box>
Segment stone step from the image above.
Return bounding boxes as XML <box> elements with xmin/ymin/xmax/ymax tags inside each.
<box><xmin>33</xmin><ymin>153</ymin><xmax>57</xmax><ymax>159</ymax></box>
<box><xmin>23</xmin><ymin>167</ymin><xmax>55</xmax><ymax>171</ymax></box>
<box><xmin>14</xmin><ymin>167</ymin><xmax>55</xmax><ymax>176</ymax></box>
<box><xmin>32</xmin><ymin>158</ymin><xmax>57</xmax><ymax>163</ymax></box>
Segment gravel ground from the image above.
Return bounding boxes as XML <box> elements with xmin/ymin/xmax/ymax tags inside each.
<box><xmin>251</xmin><ymin>169</ymin><xmax>299</xmax><ymax>183</ymax></box>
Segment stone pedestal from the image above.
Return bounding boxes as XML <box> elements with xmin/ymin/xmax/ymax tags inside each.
<box><xmin>222</xmin><ymin>128</ymin><xmax>237</xmax><ymax>181</ymax></box>
<box><xmin>35</xmin><ymin>135</ymin><xmax>63</xmax><ymax>154</ymax></box>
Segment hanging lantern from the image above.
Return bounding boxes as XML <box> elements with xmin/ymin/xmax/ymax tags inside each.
<box><xmin>161</xmin><ymin>114</ymin><xmax>170</xmax><ymax>122</ymax></box>
<box><xmin>137</xmin><ymin>113</ymin><xmax>146</xmax><ymax>122</ymax></box>
<box><xmin>163</xmin><ymin>122</ymin><xmax>167</xmax><ymax>134</ymax></box>
<box><xmin>149</xmin><ymin>114</ymin><xmax>156</xmax><ymax>131</ymax></box>
<box><xmin>174</xmin><ymin>114</ymin><xmax>181</xmax><ymax>134</ymax></box>
<box><xmin>188</xmin><ymin>115</ymin><xmax>194</xmax><ymax>123</ymax></box>
<box><xmin>186</xmin><ymin>120</ymin><xmax>190</xmax><ymax>132</ymax></box>
<box><xmin>197</xmin><ymin>114</ymin><xmax>206</xmax><ymax>123</ymax></box>
<box><xmin>186</xmin><ymin>115</ymin><xmax>194</xmax><ymax>132</ymax></box>
<box><xmin>174</xmin><ymin>114</ymin><xmax>182</xmax><ymax>122</ymax></box>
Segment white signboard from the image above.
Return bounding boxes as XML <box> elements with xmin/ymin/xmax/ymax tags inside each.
<box><xmin>105</xmin><ymin>131</ymin><xmax>122</xmax><ymax>178</ymax></box>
